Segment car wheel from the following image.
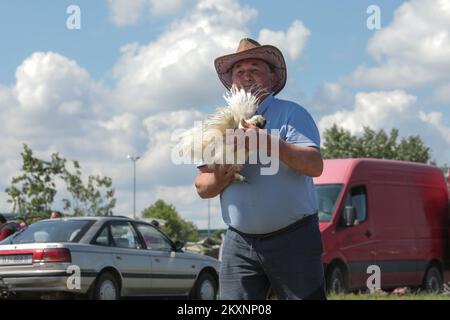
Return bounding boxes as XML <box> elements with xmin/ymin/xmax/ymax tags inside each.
<box><xmin>191</xmin><ymin>273</ymin><xmax>217</xmax><ymax>300</ymax></box>
<box><xmin>422</xmin><ymin>266</ymin><xmax>443</xmax><ymax>294</ymax></box>
<box><xmin>327</xmin><ymin>265</ymin><xmax>348</xmax><ymax>294</ymax></box>
<box><xmin>93</xmin><ymin>272</ymin><xmax>120</xmax><ymax>300</ymax></box>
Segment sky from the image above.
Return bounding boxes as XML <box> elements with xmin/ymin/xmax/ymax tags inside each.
<box><xmin>0</xmin><ymin>0</ymin><xmax>449</xmax><ymax>229</ymax></box>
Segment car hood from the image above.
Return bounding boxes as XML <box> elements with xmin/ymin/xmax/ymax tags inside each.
<box><xmin>182</xmin><ymin>250</ymin><xmax>218</xmax><ymax>262</ymax></box>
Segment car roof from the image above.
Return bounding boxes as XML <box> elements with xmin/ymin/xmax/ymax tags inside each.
<box><xmin>314</xmin><ymin>158</ymin><xmax>444</xmax><ymax>185</ymax></box>
<box><xmin>39</xmin><ymin>216</ymin><xmax>136</xmax><ymax>222</ymax></box>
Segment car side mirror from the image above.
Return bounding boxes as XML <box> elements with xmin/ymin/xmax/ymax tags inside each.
<box><xmin>173</xmin><ymin>240</ymin><xmax>184</xmax><ymax>251</ymax></box>
<box><xmin>343</xmin><ymin>206</ymin><xmax>357</xmax><ymax>227</ymax></box>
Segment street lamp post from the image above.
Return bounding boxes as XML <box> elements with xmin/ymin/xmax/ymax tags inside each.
<box><xmin>207</xmin><ymin>199</ymin><xmax>211</xmax><ymax>238</ymax></box>
<box><xmin>127</xmin><ymin>155</ymin><xmax>140</xmax><ymax>219</ymax></box>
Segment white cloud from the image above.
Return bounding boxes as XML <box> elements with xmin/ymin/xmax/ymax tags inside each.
<box><xmin>112</xmin><ymin>0</ymin><xmax>258</xmax><ymax>113</ymax></box>
<box><xmin>318</xmin><ymin>90</ymin><xmax>417</xmax><ymax>135</ymax></box>
<box><xmin>419</xmin><ymin>111</ymin><xmax>450</xmax><ymax>144</ymax></box>
<box><xmin>58</xmin><ymin>100</ymin><xmax>84</xmax><ymax>116</ymax></box>
<box><xmin>14</xmin><ymin>52</ymin><xmax>94</xmax><ymax>113</ymax></box>
<box><xmin>432</xmin><ymin>82</ymin><xmax>450</xmax><ymax>103</ymax></box>
<box><xmin>258</xmin><ymin>20</ymin><xmax>310</xmax><ymax>61</ymax></box>
<box><xmin>149</xmin><ymin>0</ymin><xmax>191</xmax><ymax>16</ymax></box>
<box><xmin>107</xmin><ymin>0</ymin><xmax>146</xmax><ymax>27</ymax></box>
<box><xmin>111</xmin><ymin>0</ymin><xmax>312</xmax><ymax>114</ymax></box>
<box><xmin>99</xmin><ymin>113</ymin><xmax>149</xmax><ymax>159</ymax></box>
<box><xmin>311</xmin><ymin>82</ymin><xmax>354</xmax><ymax>113</ymax></box>
<box><xmin>347</xmin><ymin>0</ymin><xmax>450</xmax><ymax>89</ymax></box>
<box><xmin>139</xmin><ymin>109</ymin><xmax>205</xmax><ymax>185</ymax></box>
<box><xmin>1</xmin><ymin>53</ymin><xmax>106</xmax><ymax>148</ymax></box>
<box><xmin>107</xmin><ymin>0</ymin><xmax>195</xmax><ymax>27</ymax></box>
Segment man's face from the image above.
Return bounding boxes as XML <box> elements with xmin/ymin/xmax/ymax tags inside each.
<box><xmin>231</xmin><ymin>58</ymin><xmax>275</xmax><ymax>98</ymax></box>
<box><xmin>50</xmin><ymin>212</ymin><xmax>60</xmax><ymax>219</ymax></box>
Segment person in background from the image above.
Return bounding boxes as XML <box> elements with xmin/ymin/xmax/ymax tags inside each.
<box><xmin>0</xmin><ymin>214</ymin><xmax>19</xmax><ymax>241</ymax></box>
<box><xmin>150</xmin><ymin>220</ymin><xmax>161</xmax><ymax>228</ymax></box>
<box><xmin>50</xmin><ymin>211</ymin><xmax>63</xmax><ymax>219</ymax></box>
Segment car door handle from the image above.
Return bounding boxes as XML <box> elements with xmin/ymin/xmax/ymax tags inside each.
<box><xmin>155</xmin><ymin>258</ymin><xmax>160</xmax><ymax>263</ymax></box>
<box><xmin>365</xmin><ymin>230</ymin><xmax>372</xmax><ymax>238</ymax></box>
<box><xmin>115</xmin><ymin>256</ymin><xmax>123</xmax><ymax>260</ymax></box>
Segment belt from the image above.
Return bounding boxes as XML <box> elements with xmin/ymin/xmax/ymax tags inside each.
<box><xmin>228</xmin><ymin>213</ymin><xmax>317</xmax><ymax>239</ymax></box>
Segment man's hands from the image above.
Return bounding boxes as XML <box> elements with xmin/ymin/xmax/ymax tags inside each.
<box><xmin>238</xmin><ymin>120</ymin><xmax>323</xmax><ymax>177</ymax></box>
<box><xmin>236</xmin><ymin>119</ymin><xmax>272</xmax><ymax>155</ymax></box>
<box><xmin>203</xmin><ymin>164</ymin><xmax>239</xmax><ymax>186</ymax></box>
<box><xmin>214</xmin><ymin>164</ymin><xmax>239</xmax><ymax>185</ymax></box>
<box><xmin>195</xmin><ymin>164</ymin><xmax>239</xmax><ymax>199</ymax></box>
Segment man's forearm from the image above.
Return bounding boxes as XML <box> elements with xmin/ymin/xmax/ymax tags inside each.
<box><xmin>195</xmin><ymin>172</ymin><xmax>227</xmax><ymax>199</ymax></box>
<box><xmin>277</xmin><ymin>139</ymin><xmax>323</xmax><ymax>177</ymax></box>
<box><xmin>248</xmin><ymin>129</ymin><xmax>323</xmax><ymax>177</ymax></box>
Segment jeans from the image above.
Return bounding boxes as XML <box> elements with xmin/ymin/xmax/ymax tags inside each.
<box><xmin>219</xmin><ymin>214</ymin><xmax>326</xmax><ymax>300</ymax></box>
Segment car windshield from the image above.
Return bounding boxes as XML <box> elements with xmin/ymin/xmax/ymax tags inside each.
<box><xmin>316</xmin><ymin>184</ymin><xmax>343</xmax><ymax>222</ymax></box>
<box><xmin>5</xmin><ymin>220</ymin><xmax>93</xmax><ymax>244</ymax></box>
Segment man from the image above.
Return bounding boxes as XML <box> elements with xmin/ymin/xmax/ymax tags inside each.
<box><xmin>0</xmin><ymin>214</ymin><xmax>18</xmax><ymax>241</ymax></box>
<box><xmin>50</xmin><ymin>211</ymin><xmax>62</xmax><ymax>219</ymax></box>
<box><xmin>195</xmin><ymin>38</ymin><xmax>326</xmax><ymax>300</ymax></box>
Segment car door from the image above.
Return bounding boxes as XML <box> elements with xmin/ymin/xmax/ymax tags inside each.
<box><xmin>335</xmin><ymin>184</ymin><xmax>377</xmax><ymax>290</ymax></box>
<box><xmin>133</xmin><ymin>223</ymin><xmax>197</xmax><ymax>296</ymax></box>
<box><xmin>109</xmin><ymin>221</ymin><xmax>152</xmax><ymax>296</ymax></box>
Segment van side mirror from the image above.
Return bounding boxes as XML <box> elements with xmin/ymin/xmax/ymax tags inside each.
<box><xmin>173</xmin><ymin>240</ymin><xmax>184</xmax><ymax>251</ymax></box>
<box><xmin>343</xmin><ymin>206</ymin><xmax>357</xmax><ymax>227</ymax></box>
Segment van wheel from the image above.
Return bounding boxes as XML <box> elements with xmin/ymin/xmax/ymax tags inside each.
<box><xmin>190</xmin><ymin>273</ymin><xmax>217</xmax><ymax>300</ymax></box>
<box><xmin>422</xmin><ymin>266</ymin><xmax>443</xmax><ymax>294</ymax></box>
<box><xmin>93</xmin><ymin>272</ymin><xmax>120</xmax><ymax>300</ymax></box>
<box><xmin>327</xmin><ymin>265</ymin><xmax>348</xmax><ymax>294</ymax></box>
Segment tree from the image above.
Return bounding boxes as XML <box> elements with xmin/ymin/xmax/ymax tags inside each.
<box><xmin>5</xmin><ymin>145</ymin><xmax>66</xmax><ymax>221</ymax></box>
<box><xmin>211</xmin><ymin>229</ymin><xmax>226</xmax><ymax>240</ymax></box>
<box><xmin>320</xmin><ymin>125</ymin><xmax>360</xmax><ymax>159</ymax></box>
<box><xmin>141</xmin><ymin>199</ymin><xmax>198</xmax><ymax>242</ymax></box>
<box><xmin>62</xmin><ymin>161</ymin><xmax>116</xmax><ymax>216</ymax></box>
<box><xmin>322</xmin><ymin>125</ymin><xmax>431</xmax><ymax>163</ymax></box>
<box><xmin>396</xmin><ymin>135</ymin><xmax>430</xmax><ymax>163</ymax></box>
<box><xmin>5</xmin><ymin>144</ymin><xmax>116</xmax><ymax>222</ymax></box>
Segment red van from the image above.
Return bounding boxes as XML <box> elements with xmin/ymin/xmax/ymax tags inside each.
<box><xmin>313</xmin><ymin>158</ymin><xmax>450</xmax><ymax>293</ymax></box>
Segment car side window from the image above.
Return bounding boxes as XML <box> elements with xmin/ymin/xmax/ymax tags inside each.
<box><xmin>135</xmin><ymin>223</ymin><xmax>172</xmax><ymax>252</ymax></box>
<box><xmin>93</xmin><ymin>225</ymin><xmax>111</xmax><ymax>246</ymax></box>
<box><xmin>110</xmin><ymin>222</ymin><xmax>142</xmax><ymax>249</ymax></box>
<box><xmin>344</xmin><ymin>185</ymin><xmax>368</xmax><ymax>224</ymax></box>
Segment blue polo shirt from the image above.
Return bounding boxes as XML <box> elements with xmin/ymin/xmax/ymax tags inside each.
<box><xmin>220</xmin><ymin>94</ymin><xmax>320</xmax><ymax>234</ymax></box>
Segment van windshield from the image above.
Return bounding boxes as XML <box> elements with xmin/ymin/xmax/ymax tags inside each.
<box><xmin>316</xmin><ymin>184</ymin><xmax>343</xmax><ymax>222</ymax></box>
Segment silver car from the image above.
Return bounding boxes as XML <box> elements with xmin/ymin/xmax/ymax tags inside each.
<box><xmin>0</xmin><ymin>216</ymin><xmax>220</xmax><ymax>300</ymax></box>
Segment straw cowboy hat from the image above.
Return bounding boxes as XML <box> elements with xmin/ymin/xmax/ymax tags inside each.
<box><xmin>214</xmin><ymin>38</ymin><xmax>287</xmax><ymax>95</ymax></box>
